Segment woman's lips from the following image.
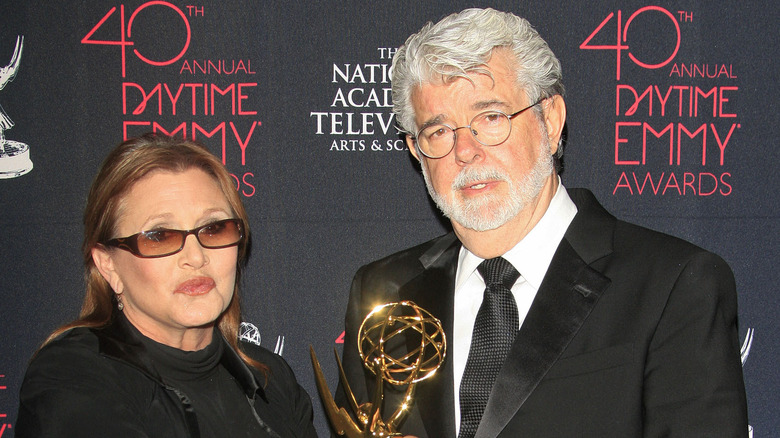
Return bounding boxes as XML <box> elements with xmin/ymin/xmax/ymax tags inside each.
<box><xmin>175</xmin><ymin>277</ymin><xmax>216</xmax><ymax>295</ymax></box>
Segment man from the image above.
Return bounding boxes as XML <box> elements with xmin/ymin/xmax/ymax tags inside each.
<box><xmin>337</xmin><ymin>8</ymin><xmax>748</xmax><ymax>437</ymax></box>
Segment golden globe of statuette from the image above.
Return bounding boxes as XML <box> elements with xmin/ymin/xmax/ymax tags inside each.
<box><xmin>358</xmin><ymin>301</ymin><xmax>446</xmax><ymax>385</ymax></box>
<box><xmin>310</xmin><ymin>301</ymin><xmax>446</xmax><ymax>437</ymax></box>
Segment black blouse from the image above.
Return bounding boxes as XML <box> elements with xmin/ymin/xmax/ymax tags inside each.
<box><xmin>16</xmin><ymin>314</ymin><xmax>318</xmax><ymax>438</ymax></box>
<box><xmin>138</xmin><ymin>328</ymin><xmax>265</xmax><ymax>437</ymax></box>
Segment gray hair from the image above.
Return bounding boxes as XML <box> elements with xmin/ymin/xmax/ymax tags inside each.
<box><xmin>391</xmin><ymin>8</ymin><xmax>565</xmax><ymax>135</ymax></box>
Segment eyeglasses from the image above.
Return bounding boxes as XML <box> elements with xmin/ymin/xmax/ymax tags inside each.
<box><xmin>103</xmin><ymin>218</ymin><xmax>244</xmax><ymax>258</ymax></box>
<box><xmin>411</xmin><ymin>99</ymin><xmax>544</xmax><ymax>159</ymax></box>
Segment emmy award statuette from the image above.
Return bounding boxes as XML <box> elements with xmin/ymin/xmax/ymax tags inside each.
<box><xmin>311</xmin><ymin>301</ymin><xmax>446</xmax><ymax>437</ymax></box>
<box><xmin>0</xmin><ymin>36</ymin><xmax>32</xmax><ymax>179</ymax></box>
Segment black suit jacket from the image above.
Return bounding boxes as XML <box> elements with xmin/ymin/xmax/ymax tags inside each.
<box><xmin>337</xmin><ymin>188</ymin><xmax>748</xmax><ymax>437</ymax></box>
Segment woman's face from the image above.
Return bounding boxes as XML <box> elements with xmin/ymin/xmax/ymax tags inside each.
<box><xmin>93</xmin><ymin>168</ymin><xmax>238</xmax><ymax>350</ymax></box>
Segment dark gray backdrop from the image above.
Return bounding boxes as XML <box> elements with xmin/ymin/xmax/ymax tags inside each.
<box><xmin>1</xmin><ymin>1</ymin><xmax>776</xmax><ymax>436</ymax></box>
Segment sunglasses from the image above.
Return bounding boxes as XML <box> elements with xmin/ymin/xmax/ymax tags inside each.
<box><xmin>102</xmin><ymin>218</ymin><xmax>244</xmax><ymax>258</ymax></box>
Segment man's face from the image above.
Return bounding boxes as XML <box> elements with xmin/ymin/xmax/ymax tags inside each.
<box><xmin>407</xmin><ymin>49</ymin><xmax>558</xmax><ymax>232</ymax></box>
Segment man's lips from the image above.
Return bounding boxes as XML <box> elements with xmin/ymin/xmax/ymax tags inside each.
<box><xmin>451</xmin><ymin>167</ymin><xmax>507</xmax><ymax>194</ymax></box>
<box><xmin>175</xmin><ymin>277</ymin><xmax>216</xmax><ymax>295</ymax></box>
<box><xmin>459</xmin><ymin>180</ymin><xmax>499</xmax><ymax>192</ymax></box>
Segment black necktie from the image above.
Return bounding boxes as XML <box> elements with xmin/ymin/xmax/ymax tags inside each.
<box><xmin>458</xmin><ymin>257</ymin><xmax>520</xmax><ymax>438</ymax></box>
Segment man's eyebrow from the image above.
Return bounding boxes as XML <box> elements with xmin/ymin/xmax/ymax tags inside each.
<box><xmin>415</xmin><ymin>100</ymin><xmax>511</xmax><ymax>134</ymax></box>
<box><xmin>417</xmin><ymin>114</ymin><xmax>446</xmax><ymax>134</ymax></box>
<box><xmin>472</xmin><ymin>99</ymin><xmax>511</xmax><ymax>111</ymax></box>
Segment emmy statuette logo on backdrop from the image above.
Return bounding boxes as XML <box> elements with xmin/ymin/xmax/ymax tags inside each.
<box><xmin>0</xmin><ymin>36</ymin><xmax>32</xmax><ymax>179</ymax></box>
<box><xmin>238</xmin><ymin>321</ymin><xmax>285</xmax><ymax>355</ymax></box>
<box><xmin>311</xmin><ymin>301</ymin><xmax>446</xmax><ymax>437</ymax></box>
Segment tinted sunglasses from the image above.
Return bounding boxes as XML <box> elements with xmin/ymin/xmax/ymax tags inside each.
<box><xmin>102</xmin><ymin>218</ymin><xmax>244</xmax><ymax>258</ymax></box>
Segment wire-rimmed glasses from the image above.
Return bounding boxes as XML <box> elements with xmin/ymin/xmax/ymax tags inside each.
<box><xmin>411</xmin><ymin>99</ymin><xmax>544</xmax><ymax>159</ymax></box>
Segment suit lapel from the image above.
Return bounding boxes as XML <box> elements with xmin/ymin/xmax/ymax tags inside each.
<box><xmin>475</xmin><ymin>189</ymin><xmax>614</xmax><ymax>438</ymax></box>
<box><xmin>398</xmin><ymin>234</ymin><xmax>460</xmax><ymax>438</ymax></box>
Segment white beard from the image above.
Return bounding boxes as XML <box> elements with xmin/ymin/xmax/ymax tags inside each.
<box><xmin>421</xmin><ymin>128</ymin><xmax>554</xmax><ymax>232</ymax></box>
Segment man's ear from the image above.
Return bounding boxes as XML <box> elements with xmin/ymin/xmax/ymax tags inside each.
<box><xmin>406</xmin><ymin>135</ymin><xmax>421</xmax><ymax>162</ymax></box>
<box><xmin>92</xmin><ymin>246</ymin><xmax>124</xmax><ymax>294</ymax></box>
<box><xmin>544</xmin><ymin>95</ymin><xmax>567</xmax><ymax>155</ymax></box>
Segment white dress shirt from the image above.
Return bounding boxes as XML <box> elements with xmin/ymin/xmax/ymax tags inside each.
<box><xmin>452</xmin><ymin>181</ymin><xmax>577</xmax><ymax>432</ymax></box>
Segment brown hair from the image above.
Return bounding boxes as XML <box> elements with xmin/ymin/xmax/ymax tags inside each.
<box><xmin>44</xmin><ymin>133</ymin><xmax>265</xmax><ymax>373</ymax></box>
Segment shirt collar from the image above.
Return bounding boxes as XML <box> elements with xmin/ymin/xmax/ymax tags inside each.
<box><xmin>456</xmin><ymin>179</ymin><xmax>577</xmax><ymax>290</ymax></box>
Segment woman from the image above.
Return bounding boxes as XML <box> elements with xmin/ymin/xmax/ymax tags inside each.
<box><xmin>16</xmin><ymin>133</ymin><xmax>317</xmax><ymax>437</ymax></box>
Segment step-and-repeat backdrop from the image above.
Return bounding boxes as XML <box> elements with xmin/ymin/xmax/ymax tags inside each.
<box><xmin>1</xmin><ymin>1</ymin><xmax>776</xmax><ymax>436</ymax></box>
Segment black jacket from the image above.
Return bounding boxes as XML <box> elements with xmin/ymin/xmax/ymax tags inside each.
<box><xmin>338</xmin><ymin>188</ymin><xmax>747</xmax><ymax>437</ymax></box>
<box><xmin>16</xmin><ymin>315</ymin><xmax>317</xmax><ymax>438</ymax></box>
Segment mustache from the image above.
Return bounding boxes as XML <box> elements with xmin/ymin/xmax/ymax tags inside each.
<box><xmin>451</xmin><ymin>167</ymin><xmax>510</xmax><ymax>190</ymax></box>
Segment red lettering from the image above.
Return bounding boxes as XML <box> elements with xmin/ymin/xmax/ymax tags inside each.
<box><xmin>698</xmin><ymin>173</ymin><xmax>718</xmax><ymax>196</ymax></box>
<box><xmin>123</xmin><ymin>82</ymin><xmax>257</xmax><ymax>116</ymax></box>
<box><xmin>229</xmin><ymin>122</ymin><xmax>259</xmax><ymax>165</ymax></box>
<box><xmin>82</xmin><ymin>2</ymin><xmax>191</xmax><ymax>77</ymax></box>
<box><xmin>662</xmin><ymin>172</ymin><xmax>681</xmax><ymax>195</ymax></box>
<box><xmin>581</xmin><ymin>7</ymin><xmax>679</xmax><ymax>80</ymax></box>
<box><xmin>615</xmin><ymin>122</ymin><xmax>642</xmax><ymax>164</ymax></box>
<box><xmin>152</xmin><ymin>122</ymin><xmax>186</xmax><ymax>138</ymax></box>
<box><xmin>683</xmin><ymin>173</ymin><xmax>696</xmax><ymax>195</ymax></box>
<box><xmin>123</xmin><ymin>82</ymin><xmax>161</xmax><ymax>115</ymax></box>
<box><xmin>632</xmin><ymin>172</ymin><xmax>664</xmax><ymax>195</ymax></box>
<box><xmin>720</xmin><ymin>173</ymin><xmax>732</xmax><ymax>196</ymax></box>
<box><xmin>241</xmin><ymin>172</ymin><xmax>256</xmax><ymax>197</ymax></box>
<box><xmin>123</xmin><ymin>121</ymin><xmax>151</xmax><ymax>139</ymax></box>
<box><xmin>127</xmin><ymin>2</ymin><xmax>190</xmax><ymax>67</ymax></box>
<box><xmin>719</xmin><ymin>87</ymin><xmax>738</xmax><ymax>117</ymax></box>
<box><xmin>211</xmin><ymin>84</ymin><xmax>236</xmax><ymax>115</ymax></box>
<box><xmin>710</xmin><ymin>123</ymin><xmax>738</xmax><ymax>165</ymax></box>
<box><xmin>643</xmin><ymin>123</ymin><xmax>674</xmax><ymax>165</ymax></box>
<box><xmin>613</xmin><ymin>172</ymin><xmax>733</xmax><ymax>196</ymax></box>
<box><xmin>122</xmin><ymin>121</ymin><xmax>260</xmax><ymax>169</ymax></box>
<box><xmin>677</xmin><ymin>123</ymin><xmax>707</xmax><ymax>165</ymax></box>
<box><xmin>654</xmin><ymin>85</ymin><xmax>674</xmax><ymax>116</ymax></box>
<box><xmin>237</xmin><ymin>83</ymin><xmax>257</xmax><ymax>115</ymax></box>
<box><xmin>613</xmin><ymin>172</ymin><xmax>634</xmax><ymax>195</ymax></box>
<box><xmin>164</xmin><ymin>84</ymin><xmax>185</xmax><ymax>116</ymax></box>
<box><xmin>694</xmin><ymin>87</ymin><xmax>717</xmax><ymax>117</ymax></box>
<box><xmin>192</xmin><ymin>122</ymin><xmax>227</xmax><ymax>162</ymax></box>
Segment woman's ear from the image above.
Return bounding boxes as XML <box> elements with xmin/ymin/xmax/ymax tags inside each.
<box><xmin>92</xmin><ymin>246</ymin><xmax>123</xmax><ymax>294</ymax></box>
